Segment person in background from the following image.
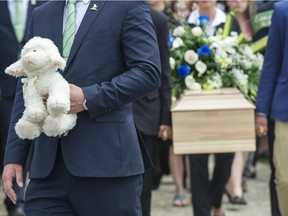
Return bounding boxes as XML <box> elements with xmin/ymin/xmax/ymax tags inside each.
<box><xmin>2</xmin><ymin>1</ymin><xmax>161</xmax><ymax>215</ymax></box>
<box><xmin>170</xmin><ymin>0</ymin><xmax>193</xmax><ymax>207</ymax></box>
<box><xmin>133</xmin><ymin>4</ymin><xmax>172</xmax><ymax>216</ymax></box>
<box><xmin>223</xmin><ymin>0</ymin><xmax>256</xmax><ymax>206</ymax></box>
<box><xmin>255</xmin><ymin>2</ymin><xmax>286</xmax><ymax>216</ymax></box>
<box><xmin>0</xmin><ymin>1</ymin><xmax>45</xmax><ymax>215</ymax></box>
<box><xmin>224</xmin><ymin>1</ymin><xmax>279</xmax><ymax>214</ymax></box>
<box><xmin>148</xmin><ymin>0</ymin><xmax>192</xmax><ymax>207</ymax></box>
<box><xmin>187</xmin><ymin>1</ymin><xmax>234</xmax><ymax>216</ymax></box>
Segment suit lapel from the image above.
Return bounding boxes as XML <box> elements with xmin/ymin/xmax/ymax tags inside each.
<box><xmin>0</xmin><ymin>2</ymin><xmax>18</xmax><ymax>42</ymax></box>
<box><xmin>65</xmin><ymin>0</ymin><xmax>107</xmax><ymax>68</ymax></box>
<box><xmin>52</xmin><ymin>1</ymin><xmax>65</xmax><ymax>54</ymax></box>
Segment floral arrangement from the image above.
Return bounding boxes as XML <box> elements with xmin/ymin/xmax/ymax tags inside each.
<box><xmin>169</xmin><ymin>16</ymin><xmax>264</xmax><ymax>103</ymax></box>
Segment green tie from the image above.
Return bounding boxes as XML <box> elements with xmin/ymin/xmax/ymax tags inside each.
<box><xmin>62</xmin><ymin>0</ymin><xmax>77</xmax><ymax>61</ymax></box>
<box><xmin>14</xmin><ymin>0</ymin><xmax>24</xmax><ymax>43</ymax></box>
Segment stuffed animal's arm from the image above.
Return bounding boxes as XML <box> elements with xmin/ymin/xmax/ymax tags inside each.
<box><xmin>47</xmin><ymin>74</ymin><xmax>70</xmax><ymax>115</ymax></box>
<box><xmin>5</xmin><ymin>60</ymin><xmax>25</xmax><ymax>77</ymax></box>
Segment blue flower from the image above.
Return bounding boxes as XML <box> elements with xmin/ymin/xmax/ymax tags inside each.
<box><xmin>177</xmin><ymin>65</ymin><xmax>191</xmax><ymax>79</ymax></box>
<box><xmin>197</xmin><ymin>45</ymin><xmax>211</xmax><ymax>58</ymax></box>
<box><xmin>198</xmin><ymin>15</ymin><xmax>210</xmax><ymax>26</ymax></box>
<box><xmin>168</xmin><ymin>34</ymin><xmax>174</xmax><ymax>47</ymax></box>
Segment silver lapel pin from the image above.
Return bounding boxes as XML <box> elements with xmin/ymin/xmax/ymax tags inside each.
<box><xmin>91</xmin><ymin>4</ymin><xmax>98</xmax><ymax>11</ymax></box>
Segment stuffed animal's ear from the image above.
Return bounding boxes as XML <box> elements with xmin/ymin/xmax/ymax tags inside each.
<box><xmin>50</xmin><ymin>53</ymin><xmax>66</xmax><ymax>70</ymax></box>
<box><xmin>5</xmin><ymin>60</ymin><xmax>25</xmax><ymax>77</ymax></box>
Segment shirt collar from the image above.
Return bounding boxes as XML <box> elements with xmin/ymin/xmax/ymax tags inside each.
<box><xmin>65</xmin><ymin>0</ymin><xmax>90</xmax><ymax>6</ymax></box>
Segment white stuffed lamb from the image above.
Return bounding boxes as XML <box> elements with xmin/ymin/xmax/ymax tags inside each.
<box><xmin>5</xmin><ymin>36</ymin><xmax>77</xmax><ymax>140</ymax></box>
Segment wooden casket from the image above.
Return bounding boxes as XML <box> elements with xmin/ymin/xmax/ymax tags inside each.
<box><xmin>171</xmin><ymin>88</ymin><xmax>256</xmax><ymax>154</ymax></box>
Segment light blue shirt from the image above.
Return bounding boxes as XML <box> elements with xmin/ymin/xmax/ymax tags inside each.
<box><xmin>8</xmin><ymin>0</ymin><xmax>29</xmax><ymax>29</ymax></box>
<box><xmin>63</xmin><ymin>0</ymin><xmax>91</xmax><ymax>33</ymax></box>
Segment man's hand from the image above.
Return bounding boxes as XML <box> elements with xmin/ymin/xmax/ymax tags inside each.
<box><xmin>158</xmin><ymin>125</ymin><xmax>172</xmax><ymax>141</ymax></box>
<box><xmin>69</xmin><ymin>84</ymin><xmax>85</xmax><ymax>114</ymax></box>
<box><xmin>255</xmin><ymin>115</ymin><xmax>268</xmax><ymax>137</ymax></box>
<box><xmin>2</xmin><ymin>163</ymin><xmax>23</xmax><ymax>204</ymax></box>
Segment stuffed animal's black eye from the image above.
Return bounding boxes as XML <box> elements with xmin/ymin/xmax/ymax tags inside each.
<box><xmin>33</xmin><ymin>50</ymin><xmax>36</xmax><ymax>52</ymax></box>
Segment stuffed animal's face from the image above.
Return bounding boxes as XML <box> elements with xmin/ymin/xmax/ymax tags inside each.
<box><xmin>21</xmin><ymin>37</ymin><xmax>66</xmax><ymax>77</ymax></box>
<box><xmin>5</xmin><ymin>37</ymin><xmax>66</xmax><ymax>78</ymax></box>
<box><xmin>21</xmin><ymin>44</ymin><xmax>51</xmax><ymax>75</ymax></box>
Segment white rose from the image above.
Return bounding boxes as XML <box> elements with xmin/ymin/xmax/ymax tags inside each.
<box><xmin>173</xmin><ymin>26</ymin><xmax>185</xmax><ymax>37</ymax></box>
<box><xmin>191</xmin><ymin>26</ymin><xmax>203</xmax><ymax>37</ymax></box>
<box><xmin>184</xmin><ymin>50</ymin><xmax>198</xmax><ymax>65</ymax></box>
<box><xmin>195</xmin><ymin>61</ymin><xmax>207</xmax><ymax>76</ymax></box>
<box><xmin>169</xmin><ymin>57</ymin><xmax>176</xmax><ymax>70</ymax></box>
<box><xmin>172</xmin><ymin>37</ymin><xmax>184</xmax><ymax>49</ymax></box>
<box><xmin>184</xmin><ymin>75</ymin><xmax>195</xmax><ymax>89</ymax></box>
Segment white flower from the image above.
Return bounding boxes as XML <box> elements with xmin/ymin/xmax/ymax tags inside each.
<box><xmin>207</xmin><ymin>73</ymin><xmax>222</xmax><ymax>89</ymax></box>
<box><xmin>184</xmin><ymin>50</ymin><xmax>198</xmax><ymax>65</ymax></box>
<box><xmin>217</xmin><ymin>57</ymin><xmax>232</xmax><ymax>69</ymax></box>
<box><xmin>173</xmin><ymin>26</ymin><xmax>185</xmax><ymax>37</ymax></box>
<box><xmin>242</xmin><ymin>46</ymin><xmax>255</xmax><ymax>59</ymax></box>
<box><xmin>195</xmin><ymin>61</ymin><xmax>207</xmax><ymax>75</ymax></box>
<box><xmin>184</xmin><ymin>75</ymin><xmax>195</xmax><ymax>89</ymax></box>
<box><xmin>169</xmin><ymin>57</ymin><xmax>176</xmax><ymax>70</ymax></box>
<box><xmin>231</xmin><ymin>68</ymin><xmax>248</xmax><ymax>87</ymax></box>
<box><xmin>191</xmin><ymin>26</ymin><xmax>203</xmax><ymax>37</ymax></box>
<box><xmin>226</xmin><ymin>47</ymin><xmax>236</xmax><ymax>55</ymax></box>
<box><xmin>191</xmin><ymin>82</ymin><xmax>202</xmax><ymax>91</ymax></box>
<box><xmin>172</xmin><ymin>37</ymin><xmax>184</xmax><ymax>49</ymax></box>
<box><xmin>185</xmin><ymin>75</ymin><xmax>202</xmax><ymax>91</ymax></box>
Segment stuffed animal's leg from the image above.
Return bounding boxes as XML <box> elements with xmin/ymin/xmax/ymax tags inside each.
<box><xmin>23</xmin><ymin>80</ymin><xmax>47</xmax><ymax>122</ymax></box>
<box><xmin>15</xmin><ymin>117</ymin><xmax>42</xmax><ymax>140</ymax></box>
<box><xmin>43</xmin><ymin>114</ymin><xmax>77</xmax><ymax>137</ymax></box>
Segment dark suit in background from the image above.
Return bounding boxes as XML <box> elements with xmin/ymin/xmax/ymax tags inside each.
<box><xmin>0</xmin><ymin>1</ymin><xmax>45</xmax><ymax>215</ymax></box>
<box><xmin>232</xmin><ymin>3</ymin><xmax>281</xmax><ymax>215</ymax></box>
<box><xmin>133</xmin><ymin>8</ymin><xmax>172</xmax><ymax>216</ymax></box>
<box><xmin>256</xmin><ymin>2</ymin><xmax>288</xmax><ymax>215</ymax></box>
<box><xmin>3</xmin><ymin>1</ymin><xmax>161</xmax><ymax>215</ymax></box>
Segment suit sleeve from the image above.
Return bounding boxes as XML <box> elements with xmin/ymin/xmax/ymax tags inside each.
<box><xmin>255</xmin><ymin>4</ymin><xmax>283</xmax><ymax>115</ymax></box>
<box><xmin>4</xmin><ymin>80</ymin><xmax>31</xmax><ymax>166</ymax></box>
<box><xmin>82</xmin><ymin>1</ymin><xmax>161</xmax><ymax>119</ymax></box>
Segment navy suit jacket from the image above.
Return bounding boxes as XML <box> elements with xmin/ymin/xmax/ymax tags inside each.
<box><xmin>4</xmin><ymin>1</ymin><xmax>161</xmax><ymax>179</ymax></box>
<box><xmin>256</xmin><ymin>2</ymin><xmax>288</xmax><ymax>121</ymax></box>
<box><xmin>0</xmin><ymin>1</ymin><xmax>45</xmax><ymax>132</ymax></box>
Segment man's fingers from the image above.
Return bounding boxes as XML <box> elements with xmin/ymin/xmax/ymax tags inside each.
<box><xmin>2</xmin><ymin>164</ymin><xmax>23</xmax><ymax>205</ymax></box>
<box><xmin>3</xmin><ymin>175</ymin><xmax>17</xmax><ymax>204</ymax></box>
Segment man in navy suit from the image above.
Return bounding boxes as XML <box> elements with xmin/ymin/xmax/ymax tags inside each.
<box><xmin>256</xmin><ymin>2</ymin><xmax>288</xmax><ymax>216</ymax></box>
<box><xmin>0</xmin><ymin>1</ymin><xmax>45</xmax><ymax>215</ymax></box>
<box><xmin>2</xmin><ymin>1</ymin><xmax>161</xmax><ymax>215</ymax></box>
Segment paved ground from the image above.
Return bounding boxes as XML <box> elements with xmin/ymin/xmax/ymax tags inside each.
<box><xmin>151</xmin><ymin>160</ymin><xmax>271</xmax><ymax>216</ymax></box>
<box><xmin>0</xmin><ymin>161</ymin><xmax>271</xmax><ymax>216</ymax></box>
